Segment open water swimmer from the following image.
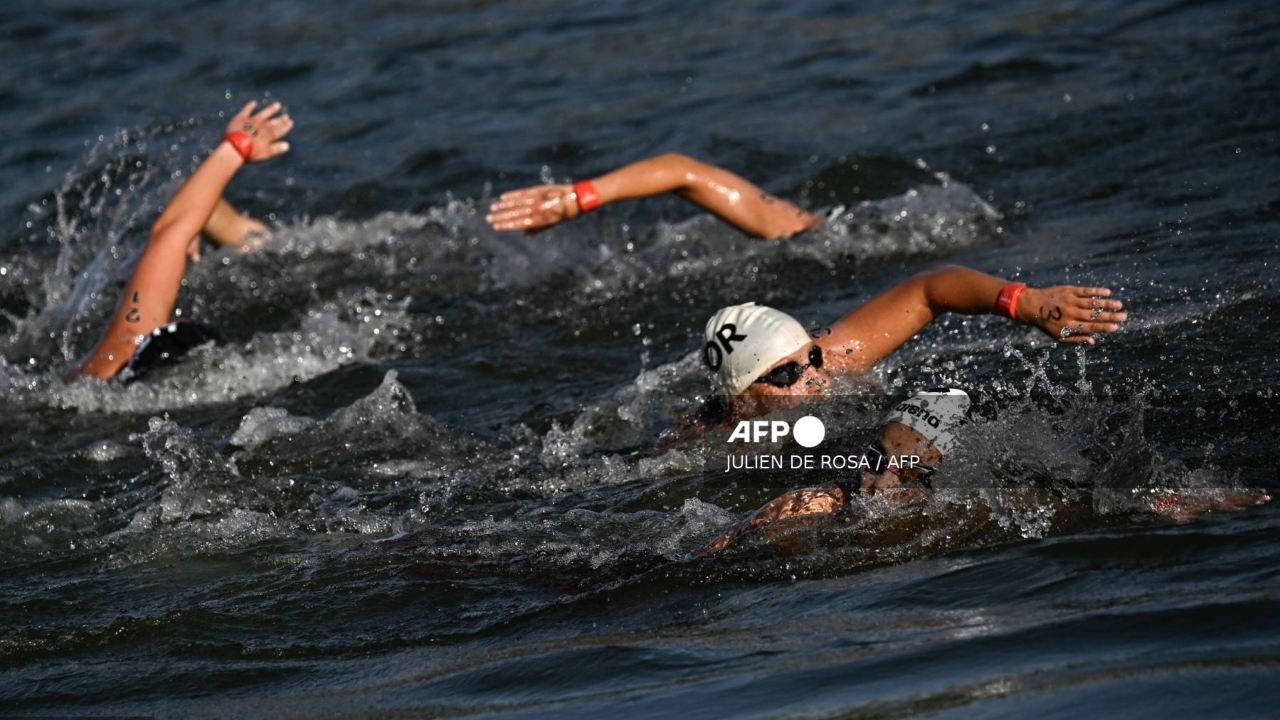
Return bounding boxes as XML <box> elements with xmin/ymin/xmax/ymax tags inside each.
<box><xmin>672</xmin><ymin>269</ymin><xmax>1267</xmax><ymax>552</ymax></box>
<box><xmin>65</xmin><ymin>101</ymin><xmax>293</xmax><ymax>383</ymax></box>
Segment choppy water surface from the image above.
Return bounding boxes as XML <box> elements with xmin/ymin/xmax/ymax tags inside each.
<box><xmin>2</xmin><ymin>1</ymin><xmax>1278</xmax><ymax>717</ymax></box>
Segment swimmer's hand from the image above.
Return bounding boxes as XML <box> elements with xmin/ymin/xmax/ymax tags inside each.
<box><xmin>1149</xmin><ymin>489</ymin><xmax>1270</xmax><ymax>522</ymax></box>
<box><xmin>1021</xmin><ymin>286</ymin><xmax>1128</xmax><ymax>345</ymax></box>
<box><xmin>486</xmin><ymin>185</ymin><xmax>580</xmax><ymax>234</ymax></box>
<box><xmin>859</xmin><ymin>473</ymin><xmax>928</xmax><ymax>510</ymax></box>
<box><xmin>227</xmin><ymin>100</ymin><xmax>294</xmax><ymax>162</ymax></box>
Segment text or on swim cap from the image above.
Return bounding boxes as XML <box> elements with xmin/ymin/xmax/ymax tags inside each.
<box><xmin>881</xmin><ymin>388</ymin><xmax>971</xmax><ymax>454</ymax></box>
<box><xmin>703</xmin><ymin>303</ymin><xmax>811</xmax><ymax>396</ymax></box>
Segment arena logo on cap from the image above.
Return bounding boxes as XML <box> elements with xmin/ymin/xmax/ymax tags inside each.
<box><xmin>727</xmin><ymin>415</ymin><xmax>825</xmax><ymax>448</ymax></box>
<box><xmin>893</xmin><ymin>400</ymin><xmax>942</xmax><ymax>428</ymax></box>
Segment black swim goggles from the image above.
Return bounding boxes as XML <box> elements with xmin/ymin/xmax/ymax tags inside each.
<box><xmin>753</xmin><ymin>345</ymin><xmax>824</xmax><ymax>388</ymax></box>
<box><xmin>864</xmin><ymin>440</ymin><xmax>936</xmax><ymax>488</ymax></box>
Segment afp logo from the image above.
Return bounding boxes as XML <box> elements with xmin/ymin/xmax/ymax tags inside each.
<box><xmin>728</xmin><ymin>415</ymin><xmax>825</xmax><ymax>448</ymax></box>
<box><xmin>703</xmin><ymin>323</ymin><xmax>746</xmax><ymax>371</ymax></box>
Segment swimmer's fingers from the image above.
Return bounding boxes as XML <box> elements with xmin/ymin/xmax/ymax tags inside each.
<box><xmin>266</xmin><ymin>140</ymin><xmax>291</xmax><ymax>158</ymax></box>
<box><xmin>251</xmin><ymin>101</ymin><xmax>284</xmax><ymax>122</ymax></box>
<box><xmin>1153</xmin><ymin>490</ymin><xmax>1270</xmax><ymax>521</ymax></box>
<box><xmin>486</xmin><ymin>205</ymin><xmax>540</xmax><ymax>230</ymax></box>
<box><xmin>1072</xmin><ymin>321</ymin><xmax>1122</xmax><ymax>335</ymax></box>
<box><xmin>1087</xmin><ymin>311</ymin><xmax>1127</xmax><ymax>324</ymax></box>
<box><xmin>1063</xmin><ymin>302</ymin><xmax>1126</xmax><ymax>331</ymax></box>
<box><xmin>490</xmin><ymin>186</ymin><xmax>566</xmax><ymax>213</ymax></box>
<box><xmin>1055</xmin><ymin>320</ymin><xmax>1121</xmax><ymax>345</ymax></box>
<box><xmin>267</xmin><ymin>113</ymin><xmax>294</xmax><ymax>140</ymax></box>
<box><xmin>497</xmin><ymin>186</ymin><xmax>546</xmax><ymax>202</ymax></box>
<box><xmin>487</xmin><ymin>192</ymin><xmax>543</xmax><ymax>227</ymax></box>
<box><xmin>1072</xmin><ymin>296</ymin><xmax>1124</xmax><ymax>311</ymax></box>
<box><xmin>488</xmin><ymin>215</ymin><xmax>537</xmax><ymax>231</ymax></box>
<box><xmin>486</xmin><ymin>207</ymin><xmax>530</xmax><ymax>223</ymax></box>
<box><xmin>1072</xmin><ymin>286</ymin><xmax>1112</xmax><ymax>298</ymax></box>
<box><xmin>230</xmin><ymin>101</ymin><xmax>257</xmax><ymax>125</ymax></box>
<box><xmin>487</xmin><ymin>186</ymin><xmax>575</xmax><ymax>232</ymax></box>
<box><xmin>1219</xmin><ymin>490</ymin><xmax>1270</xmax><ymax>511</ymax></box>
<box><xmin>1058</xmin><ymin>334</ymin><xmax>1095</xmax><ymax>346</ymax></box>
<box><xmin>487</xmin><ymin>195</ymin><xmax>539</xmax><ymax>215</ymax></box>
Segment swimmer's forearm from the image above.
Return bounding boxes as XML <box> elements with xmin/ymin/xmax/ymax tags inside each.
<box><xmin>203</xmin><ymin>198</ymin><xmax>267</xmax><ymax>248</ymax></box>
<box><xmin>590</xmin><ymin>153</ymin><xmax>816</xmax><ymax>239</ymax></box>
<box><xmin>919</xmin><ymin>265</ymin><xmax>1008</xmax><ymax>317</ymax></box>
<box><xmin>825</xmin><ymin>266</ymin><xmax>1031</xmax><ymax>371</ymax></box>
<box><xmin>840</xmin><ymin>266</ymin><xmax>1007</xmax><ymax>341</ymax></box>
<box><xmin>152</xmin><ymin>144</ymin><xmax>245</xmax><ymax>249</ymax></box>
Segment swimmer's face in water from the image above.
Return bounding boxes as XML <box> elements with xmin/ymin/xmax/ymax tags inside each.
<box><xmin>859</xmin><ymin>421</ymin><xmax>942</xmax><ymax>496</ymax></box>
<box><xmin>739</xmin><ymin>343</ymin><xmax>834</xmax><ymax>398</ymax></box>
<box><xmin>726</xmin><ymin>342</ymin><xmax>835</xmax><ymax>419</ymax></box>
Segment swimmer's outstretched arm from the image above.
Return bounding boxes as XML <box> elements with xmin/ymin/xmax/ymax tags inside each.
<box><xmin>697</xmin><ymin>477</ymin><xmax>927</xmax><ymax>555</ymax></box>
<box><xmin>487</xmin><ymin>153</ymin><xmax>818</xmax><ymax>239</ymax></box>
<box><xmin>1147</xmin><ymin>489</ymin><xmax>1270</xmax><ymax>522</ymax></box>
<box><xmin>68</xmin><ymin>102</ymin><xmax>293</xmax><ymax>381</ymax></box>
<box><xmin>818</xmin><ymin>265</ymin><xmax>1130</xmax><ymax>374</ymax></box>
<box><xmin>697</xmin><ymin>484</ymin><xmax>848</xmax><ymax>556</ymax></box>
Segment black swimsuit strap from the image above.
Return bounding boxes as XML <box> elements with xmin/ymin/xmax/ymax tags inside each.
<box><xmin>121</xmin><ymin>320</ymin><xmax>223</xmax><ymax>384</ymax></box>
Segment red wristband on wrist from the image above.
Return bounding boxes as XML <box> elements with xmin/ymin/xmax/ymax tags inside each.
<box><xmin>224</xmin><ymin>131</ymin><xmax>254</xmax><ymax>162</ymax></box>
<box><xmin>573</xmin><ymin>180</ymin><xmax>601</xmax><ymax>213</ymax></box>
<box><xmin>996</xmin><ymin>282</ymin><xmax>1027</xmax><ymax>320</ymax></box>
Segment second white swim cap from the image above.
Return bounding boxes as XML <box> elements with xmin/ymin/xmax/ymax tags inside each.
<box><xmin>881</xmin><ymin>388</ymin><xmax>971</xmax><ymax>454</ymax></box>
<box><xmin>703</xmin><ymin>303</ymin><xmax>812</xmax><ymax>396</ymax></box>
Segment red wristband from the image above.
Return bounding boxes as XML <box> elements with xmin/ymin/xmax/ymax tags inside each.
<box><xmin>223</xmin><ymin>131</ymin><xmax>254</xmax><ymax>162</ymax></box>
<box><xmin>996</xmin><ymin>282</ymin><xmax>1027</xmax><ymax>320</ymax></box>
<box><xmin>573</xmin><ymin>179</ymin><xmax>601</xmax><ymax>213</ymax></box>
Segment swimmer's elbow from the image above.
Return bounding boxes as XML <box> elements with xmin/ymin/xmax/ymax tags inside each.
<box><xmin>653</xmin><ymin>152</ymin><xmax>705</xmax><ymax>187</ymax></box>
<box><xmin>148</xmin><ymin>218</ymin><xmax>194</xmax><ymax>251</ymax></box>
<box><xmin>149</xmin><ymin>218</ymin><xmax>176</xmax><ymax>244</ymax></box>
<box><xmin>913</xmin><ymin>264</ymin><xmax>958</xmax><ymax>288</ymax></box>
<box><xmin>916</xmin><ymin>265</ymin><xmax>968</xmax><ymax>310</ymax></box>
<box><xmin>654</xmin><ymin>151</ymin><xmax>697</xmax><ymax>167</ymax></box>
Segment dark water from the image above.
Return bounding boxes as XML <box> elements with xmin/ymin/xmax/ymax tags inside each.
<box><xmin>2</xmin><ymin>0</ymin><xmax>1279</xmax><ymax>717</ymax></box>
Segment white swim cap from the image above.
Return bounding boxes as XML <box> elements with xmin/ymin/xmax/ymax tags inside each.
<box><xmin>881</xmin><ymin>388</ymin><xmax>970</xmax><ymax>454</ymax></box>
<box><xmin>702</xmin><ymin>303</ymin><xmax>812</xmax><ymax>396</ymax></box>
